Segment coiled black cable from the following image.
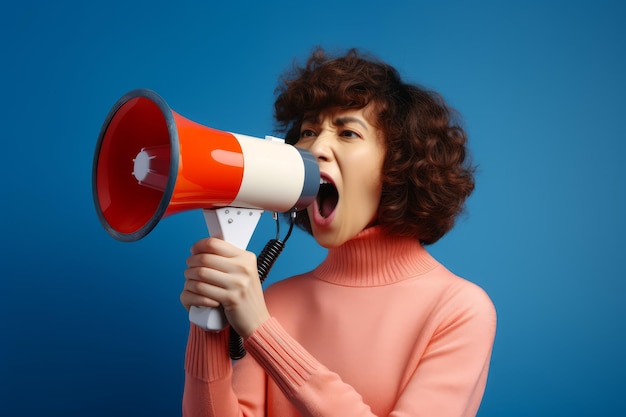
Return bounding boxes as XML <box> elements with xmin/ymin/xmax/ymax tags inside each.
<box><xmin>228</xmin><ymin>212</ymin><xmax>296</xmax><ymax>360</ymax></box>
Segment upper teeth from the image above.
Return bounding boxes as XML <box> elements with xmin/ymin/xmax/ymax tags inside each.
<box><xmin>320</xmin><ymin>178</ymin><xmax>330</xmax><ymax>184</ymax></box>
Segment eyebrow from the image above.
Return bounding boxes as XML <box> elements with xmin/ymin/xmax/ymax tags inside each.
<box><xmin>302</xmin><ymin>115</ymin><xmax>369</xmax><ymax>131</ymax></box>
<box><xmin>334</xmin><ymin>116</ymin><xmax>369</xmax><ymax>131</ymax></box>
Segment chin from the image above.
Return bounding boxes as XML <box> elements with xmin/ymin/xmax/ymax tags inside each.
<box><xmin>311</xmin><ymin>224</ymin><xmax>354</xmax><ymax>249</ymax></box>
<box><xmin>313</xmin><ymin>234</ymin><xmax>345</xmax><ymax>249</ymax></box>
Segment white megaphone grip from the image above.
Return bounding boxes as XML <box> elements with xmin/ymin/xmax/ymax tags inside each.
<box><xmin>188</xmin><ymin>207</ymin><xmax>263</xmax><ymax>331</ymax></box>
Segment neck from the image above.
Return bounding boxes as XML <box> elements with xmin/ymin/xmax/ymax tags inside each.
<box><xmin>312</xmin><ymin>226</ymin><xmax>439</xmax><ymax>287</ymax></box>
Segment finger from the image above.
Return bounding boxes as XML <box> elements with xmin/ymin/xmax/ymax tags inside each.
<box><xmin>185</xmin><ymin>252</ymin><xmax>233</xmax><ymax>271</ymax></box>
<box><xmin>184</xmin><ymin>265</ymin><xmax>231</xmax><ymax>287</ymax></box>
<box><xmin>186</xmin><ymin>251</ymin><xmax>258</xmax><ymax>280</ymax></box>
<box><xmin>182</xmin><ymin>276</ymin><xmax>234</xmax><ymax>308</ymax></box>
<box><xmin>180</xmin><ymin>288</ymin><xmax>221</xmax><ymax>310</ymax></box>
<box><xmin>190</xmin><ymin>237</ymin><xmax>242</xmax><ymax>257</ymax></box>
<box><xmin>181</xmin><ymin>275</ymin><xmax>227</xmax><ymax>305</ymax></box>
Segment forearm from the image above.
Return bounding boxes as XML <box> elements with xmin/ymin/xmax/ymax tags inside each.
<box><xmin>183</xmin><ymin>325</ymin><xmax>243</xmax><ymax>417</ymax></box>
<box><xmin>244</xmin><ymin>318</ymin><xmax>377</xmax><ymax>417</ymax></box>
<box><xmin>243</xmin><ymin>309</ymin><xmax>495</xmax><ymax>417</ymax></box>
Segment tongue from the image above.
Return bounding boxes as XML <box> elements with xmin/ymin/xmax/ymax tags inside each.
<box><xmin>320</xmin><ymin>193</ymin><xmax>338</xmax><ymax>218</ymax></box>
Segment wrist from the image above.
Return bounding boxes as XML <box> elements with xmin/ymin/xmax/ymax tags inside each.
<box><xmin>240</xmin><ymin>312</ymin><xmax>271</xmax><ymax>340</ymax></box>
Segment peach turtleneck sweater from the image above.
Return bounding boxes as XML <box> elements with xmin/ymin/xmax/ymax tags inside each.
<box><xmin>183</xmin><ymin>226</ymin><xmax>496</xmax><ymax>417</ymax></box>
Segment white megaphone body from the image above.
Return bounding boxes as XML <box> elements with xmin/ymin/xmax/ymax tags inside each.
<box><xmin>92</xmin><ymin>88</ymin><xmax>319</xmax><ymax>331</ymax></box>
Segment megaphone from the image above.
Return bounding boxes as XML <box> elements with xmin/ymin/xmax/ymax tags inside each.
<box><xmin>92</xmin><ymin>88</ymin><xmax>319</xmax><ymax>331</ymax></box>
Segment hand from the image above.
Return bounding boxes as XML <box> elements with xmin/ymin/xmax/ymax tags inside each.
<box><xmin>180</xmin><ymin>237</ymin><xmax>271</xmax><ymax>338</ymax></box>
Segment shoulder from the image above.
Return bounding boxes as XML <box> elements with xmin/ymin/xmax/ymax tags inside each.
<box><xmin>430</xmin><ymin>266</ymin><xmax>497</xmax><ymax>334</ymax></box>
<box><xmin>265</xmin><ymin>272</ymin><xmax>310</xmax><ymax>291</ymax></box>
<box><xmin>261</xmin><ymin>272</ymin><xmax>324</xmax><ymax>327</ymax></box>
<box><xmin>263</xmin><ymin>272</ymin><xmax>315</xmax><ymax>305</ymax></box>
<box><xmin>449</xmin><ymin>272</ymin><xmax>494</xmax><ymax>311</ymax></box>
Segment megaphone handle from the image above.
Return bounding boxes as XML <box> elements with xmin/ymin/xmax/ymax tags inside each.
<box><xmin>189</xmin><ymin>305</ymin><xmax>229</xmax><ymax>330</ymax></box>
<box><xmin>188</xmin><ymin>208</ymin><xmax>263</xmax><ymax>331</ymax></box>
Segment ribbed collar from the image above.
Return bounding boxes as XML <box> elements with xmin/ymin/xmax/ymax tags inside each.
<box><xmin>311</xmin><ymin>226</ymin><xmax>439</xmax><ymax>287</ymax></box>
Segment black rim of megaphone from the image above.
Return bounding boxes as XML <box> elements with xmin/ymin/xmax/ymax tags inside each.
<box><xmin>92</xmin><ymin>88</ymin><xmax>180</xmax><ymax>242</ymax></box>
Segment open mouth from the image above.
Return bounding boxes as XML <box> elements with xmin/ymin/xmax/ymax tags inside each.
<box><xmin>317</xmin><ymin>177</ymin><xmax>339</xmax><ymax>218</ymax></box>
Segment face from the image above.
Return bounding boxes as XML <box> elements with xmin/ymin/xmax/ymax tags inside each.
<box><xmin>295</xmin><ymin>105</ymin><xmax>386</xmax><ymax>248</ymax></box>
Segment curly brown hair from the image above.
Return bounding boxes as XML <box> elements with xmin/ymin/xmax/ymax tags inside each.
<box><xmin>274</xmin><ymin>47</ymin><xmax>475</xmax><ymax>245</ymax></box>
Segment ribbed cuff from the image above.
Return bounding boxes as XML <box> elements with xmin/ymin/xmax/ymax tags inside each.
<box><xmin>184</xmin><ymin>324</ymin><xmax>232</xmax><ymax>382</ymax></box>
<box><xmin>244</xmin><ymin>317</ymin><xmax>319</xmax><ymax>397</ymax></box>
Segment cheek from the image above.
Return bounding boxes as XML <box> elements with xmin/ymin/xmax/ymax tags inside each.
<box><xmin>351</xmin><ymin>173</ymin><xmax>383</xmax><ymax>213</ymax></box>
<box><xmin>363</xmin><ymin>157</ymin><xmax>385</xmax><ymax>199</ymax></box>
<box><xmin>366</xmin><ymin>165</ymin><xmax>384</xmax><ymax>215</ymax></box>
<box><xmin>343</xmin><ymin>148</ymin><xmax>385</xmax><ymax>209</ymax></box>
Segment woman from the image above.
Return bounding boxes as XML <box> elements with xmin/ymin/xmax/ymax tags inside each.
<box><xmin>181</xmin><ymin>47</ymin><xmax>496</xmax><ymax>417</ymax></box>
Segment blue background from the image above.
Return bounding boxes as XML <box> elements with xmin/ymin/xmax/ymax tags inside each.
<box><xmin>2</xmin><ymin>1</ymin><xmax>625</xmax><ymax>416</ymax></box>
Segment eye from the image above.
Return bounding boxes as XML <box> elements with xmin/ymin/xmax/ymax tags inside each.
<box><xmin>300</xmin><ymin>129</ymin><xmax>317</xmax><ymax>139</ymax></box>
<box><xmin>340</xmin><ymin>129</ymin><xmax>361</xmax><ymax>139</ymax></box>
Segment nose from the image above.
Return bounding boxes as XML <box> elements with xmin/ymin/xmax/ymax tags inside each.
<box><xmin>307</xmin><ymin>132</ymin><xmax>333</xmax><ymax>163</ymax></box>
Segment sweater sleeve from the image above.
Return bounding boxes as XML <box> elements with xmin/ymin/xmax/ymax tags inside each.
<box><xmin>243</xmin><ymin>289</ymin><xmax>496</xmax><ymax>417</ymax></box>
<box><xmin>396</xmin><ymin>286</ymin><xmax>497</xmax><ymax>417</ymax></box>
<box><xmin>244</xmin><ymin>317</ymin><xmax>376</xmax><ymax>416</ymax></box>
<box><xmin>182</xmin><ymin>324</ymin><xmax>245</xmax><ymax>417</ymax></box>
